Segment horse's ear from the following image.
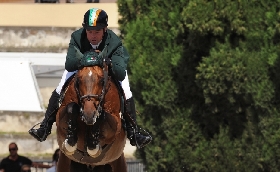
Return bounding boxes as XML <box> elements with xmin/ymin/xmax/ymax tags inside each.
<box><xmin>99</xmin><ymin>44</ymin><xmax>109</xmax><ymax>59</ymax></box>
<box><xmin>74</xmin><ymin>46</ymin><xmax>84</xmax><ymax>60</ymax></box>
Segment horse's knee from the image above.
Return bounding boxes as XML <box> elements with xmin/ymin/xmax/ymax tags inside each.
<box><xmin>67</xmin><ymin>102</ymin><xmax>80</xmax><ymax>116</ymax></box>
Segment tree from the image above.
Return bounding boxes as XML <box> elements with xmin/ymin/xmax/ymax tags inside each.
<box><xmin>118</xmin><ymin>0</ymin><xmax>280</xmax><ymax>171</ymax></box>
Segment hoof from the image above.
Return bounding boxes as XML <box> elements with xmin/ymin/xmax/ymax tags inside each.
<box><xmin>62</xmin><ymin>139</ymin><xmax>77</xmax><ymax>156</ymax></box>
<box><xmin>87</xmin><ymin>144</ymin><xmax>102</xmax><ymax>158</ymax></box>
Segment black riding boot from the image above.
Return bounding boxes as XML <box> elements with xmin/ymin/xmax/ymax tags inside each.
<box><xmin>125</xmin><ymin>97</ymin><xmax>152</xmax><ymax>148</ymax></box>
<box><xmin>29</xmin><ymin>90</ymin><xmax>59</xmax><ymax>142</ymax></box>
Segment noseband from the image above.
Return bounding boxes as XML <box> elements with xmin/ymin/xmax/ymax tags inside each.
<box><xmin>74</xmin><ymin>65</ymin><xmax>109</xmax><ymax>124</ymax></box>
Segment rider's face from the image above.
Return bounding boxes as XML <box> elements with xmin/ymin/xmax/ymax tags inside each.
<box><xmin>86</xmin><ymin>28</ymin><xmax>106</xmax><ymax>45</ymax></box>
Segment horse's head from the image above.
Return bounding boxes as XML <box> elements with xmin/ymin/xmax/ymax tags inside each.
<box><xmin>75</xmin><ymin>66</ymin><xmax>107</xmax><ymax>125</ymax></box>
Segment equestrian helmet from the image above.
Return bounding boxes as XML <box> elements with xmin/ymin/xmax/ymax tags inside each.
<box><xmin>82</xmin><ymin>8</ymin><xmax>108</xmax><ymax>30</ymax></box>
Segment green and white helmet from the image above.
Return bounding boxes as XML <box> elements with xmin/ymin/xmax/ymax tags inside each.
<box><xmin>82</xmin><ymin>8</ymin><xmax>108</xmax><ymax>30</ymax></box>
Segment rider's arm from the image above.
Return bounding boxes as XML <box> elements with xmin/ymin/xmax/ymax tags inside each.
<box><xmin>110</xmin><ymin>45</ymin><xmax>128</xmax><ymax>81</ymax></box>
<box><xmin>65</xmin><ymin>34</ymin><xmax>81</xmax><ymax>72</ymax></box>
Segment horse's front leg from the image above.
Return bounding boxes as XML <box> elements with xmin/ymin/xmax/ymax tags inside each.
<box><xmin>62</xmin><ymin>102</ymin><xmax>80</xmax><ymax>155</ymax></box>
<box><xmin>86</xmin><ymin>125</ymin><xmax>102</xmax><ymax>158</ymax></box>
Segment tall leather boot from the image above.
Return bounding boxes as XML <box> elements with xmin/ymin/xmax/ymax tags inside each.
<box><xmin>29</xmin><ymin>90</ymin><xmax>59</xmax><ymax>142</ymax></box>
<box><xmin>125</xmin><ymin>97</ymin><xmax>152</xmax><ymax>148</ymax></box>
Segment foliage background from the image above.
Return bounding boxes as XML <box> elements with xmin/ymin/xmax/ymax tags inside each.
<box><xmin>117</xmin><ymin>0</ymin><xmax>280</xmax><ymax>171</ymax></box>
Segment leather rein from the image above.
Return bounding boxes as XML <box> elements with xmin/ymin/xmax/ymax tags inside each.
<box><xmin>74</xmin><ymin>60</ymin><xmax>109</xmax><ymax>123</ymax></box>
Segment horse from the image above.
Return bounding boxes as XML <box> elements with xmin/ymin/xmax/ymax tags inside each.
<box><xmin>55</xmin><ymin>61</ymin><xmax>127</xmax><ymax>172</ymax></box>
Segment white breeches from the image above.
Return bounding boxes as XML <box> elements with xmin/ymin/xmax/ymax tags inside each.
<box><xmin>56</xmin><ymin>70</ymin><xmax>132</xmax><ymax>100</ymax></box>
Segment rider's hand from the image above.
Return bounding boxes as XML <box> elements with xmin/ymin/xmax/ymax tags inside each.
<box><xmin>104</xmin><ymin>57</ymin><xmax>112</xmax><ymax>66</ymax></box>
<box><xmin>79</xmin><ymin>50</ymin><xmax>102</xmax><ymax>68</ymax></box>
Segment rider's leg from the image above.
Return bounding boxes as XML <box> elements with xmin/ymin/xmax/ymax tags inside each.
<box><xmin>29</xmin><ymin>89</ymin><xmax>59</xmax><ymax>142</ymax></box>
<box><xmin>122</xmin><ymin>71</ymin><xmax>152</xmax><ymax>148</ymax></box>
<box><xmin>125</xmin><ymin>97</ymin><xmax>152</xmax><ymax>148</ymax></box>
<box><xmin>29</xmin><ymin>70</ymin><xmax>77</xmax><ymax>142</ymax></box>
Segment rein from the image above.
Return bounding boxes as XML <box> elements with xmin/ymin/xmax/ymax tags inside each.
<box><xmin>74</xmin><ymin>60</ymin><xmax>109</xmax><ymax>123</ymax></box>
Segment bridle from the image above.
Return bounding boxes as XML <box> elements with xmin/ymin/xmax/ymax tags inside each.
<box><xmin>74</xmin><ymin>61</ymin><xmax>109</xmax><ymax>124</ymax></box>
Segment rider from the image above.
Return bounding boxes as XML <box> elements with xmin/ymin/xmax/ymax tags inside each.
<box><xmin>29</xmin><ymin>8</ymin><xmax>152</xmax><ymax>148</ymax></box>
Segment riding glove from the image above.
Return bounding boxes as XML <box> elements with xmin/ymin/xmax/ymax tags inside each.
<box><xmin>104</xmin><ymin>57</ymin><xmax>112</xmax><ymax>66</ymax></box>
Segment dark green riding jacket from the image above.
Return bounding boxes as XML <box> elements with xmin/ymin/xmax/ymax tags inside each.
<box><xmin>65</xmin><ymin>28</ymin><xmax>129</xmax><ymax>81</ymax></box>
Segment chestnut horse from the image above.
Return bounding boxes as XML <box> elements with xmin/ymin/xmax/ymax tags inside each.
<box><xmin>56</xmin><ymin>63</ymin><xmax>127</xmax><ymax>172</ymax></box>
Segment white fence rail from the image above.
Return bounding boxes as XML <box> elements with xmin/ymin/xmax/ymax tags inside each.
<box><xmin>0</xmin><ymin>52</ymin><xmax>66</xmax><ymax>66</ymax></box>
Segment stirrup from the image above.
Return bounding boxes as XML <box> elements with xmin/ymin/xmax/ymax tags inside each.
<box><xmin>129</xmin><ymin>127</ymin><xmax>152</xmax><ymax>149</ymax></box>
<box><xmin>28</xmin><ymin>122</ymin><xmax>51</xmax><ymax>142</ymax></box>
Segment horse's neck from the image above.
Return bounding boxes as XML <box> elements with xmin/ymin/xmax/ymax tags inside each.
<box><xmin>61</xmin><ymin>77</ymin><xmax>79</xmax><ymax>105</ymax></box>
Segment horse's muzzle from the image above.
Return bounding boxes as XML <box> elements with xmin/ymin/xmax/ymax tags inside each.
<box><xmin>81</xmin><ymin>110</ymin><xmax>100</xmax><ymax>125</ymax></box>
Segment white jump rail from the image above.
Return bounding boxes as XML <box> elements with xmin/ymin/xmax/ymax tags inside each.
<box><xmin>0</xmin><ymin>52</ymin><xmax>66</xmax><ymax>66</ymax></box>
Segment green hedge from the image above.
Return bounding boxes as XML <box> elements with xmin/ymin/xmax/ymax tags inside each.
<box><xmin>118</xmin><ymin>0</ymin><xmax>280</xmax><ymax>171</ymax></box>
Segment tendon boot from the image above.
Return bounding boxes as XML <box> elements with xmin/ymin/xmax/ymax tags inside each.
<box><xmin>29</xmin><ymin>90</ymin><xmax>60</xmax><ymax>142</ymax></box>
<box><xmin>125</xmin><ymin>97</ymin><xmax>152</xmax><ymax>148</ymax></box>
<box><xmin>66</xmin><ymin>102</ymin><xmax>79</xmax><ymax>146</ymax></box>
